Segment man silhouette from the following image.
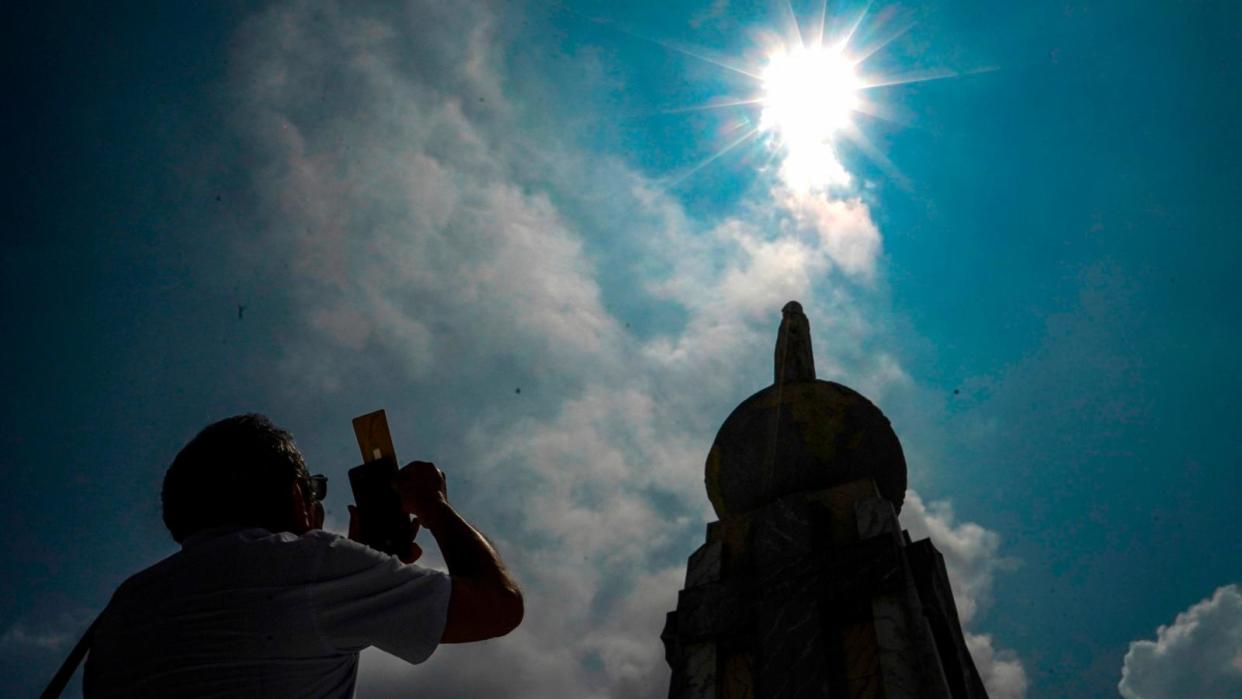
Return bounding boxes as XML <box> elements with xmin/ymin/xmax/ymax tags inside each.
<box><xmin>83</xmin><ymin>414</ymin><xmax>523</xmax><ymax>697</ymax></box>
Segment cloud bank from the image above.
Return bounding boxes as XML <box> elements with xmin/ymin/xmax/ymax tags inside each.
<box><xmin>1119</xmin><ymin>584</ymin><xmax>1242</xmax><ymax>699</ymax></box>
<box><xmin>0</xmin><ymin>624</ymin><xmax>70</xmax><ymax>652</ymax></box>
<box><xmin>901</xmin><ymin>492</ymin><xmax>1028</xmax><ymax>699</ymax></box>
<box><xmin>220</xmin><ymin>1</ymin><xmax>1023</xmax><ymax>696</ymax></box>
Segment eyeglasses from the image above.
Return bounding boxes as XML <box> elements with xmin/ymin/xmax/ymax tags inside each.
<box><xmin>301</xmin><ymin>473</ymin><xmax>328</xmax><ymax>503</ymax></box>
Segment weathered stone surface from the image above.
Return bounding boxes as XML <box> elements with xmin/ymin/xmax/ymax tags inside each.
<box><xmin>667</xmin><ymin>303</ymin><xmax>988</xmax><ymax>699</ymax></box>
<box><xmin>841</xmin><ymin>622</ymin><xmax>881</xmax><ymax>682</ymax></box>
<box><xmin>666</xmin><ymin>486</ymin><xmax>986</xmax><ymax>699</ymax></box>
<box><xmin>677</xmin><ymin>580</ymin><xmax>752</xmax><ymax>640</ymax></box>
<box><xmin>751</xmin><ymin>496</ymin><xmax>815</xmax><ymax>568</ymax></box>
<box><xmin>705</xmin><ymin>380</ymin><xmax>908</xmax><ymax>519</ymax></box>
<box><xmin>756</xmin><ymin>555</ymin><xmax>824</xmax><ymax>604</ymax></box>
<box><xmin>912</xmin><ymin>612</ymin><xmax>953</xmax><ymax>699</ymax></box>
<box><xmin>806</xmin><ymin>478</ymin><xmax>881</xmax><ymax>545</ymax></box>
<box><xmin>662</xmin><ymin>611</ymin><xmax>679</xmax><ymax>665</ymax></box>
<box><xmin>722</xmin><ymin>650</ymin><xmax>756</xmax><ymax>699</ymax></box>
<box><xmin>686</xmin><ymin>540</ymin><xmax>724</xmax><ymax>588</ymax></box>
<box><xmin>855</xmin><ymin>495</ymin><xmax>899</xmax><ymax>541</ymax></box>
<box><xmin>847</xmin><ymin>672</ymin><xmax>883</xmax><ymax>699</ymax></box>
<box><xmin>719</xmin><ymin>515</ymin><xmax>754</xmax><ymax>577</ymax></box>
<box><xmin>907</xmin><ymin>539</ymin><xmax>990</xmax><ymax>698</ymax></box>
<box><xmin>756</xmin><ymin>573</ymin><xmax>830</xmax><ymax>698</ymax></box>
<box><xmin>872</xmin><ymin>595</ymin><xmax>923</xmax><ymax>699</ymax></box>
<box><xmin>680</xmin><ymin>642</ymin><xmax>717</xmax><ymax>699</ymax></box>
<box><xmin>774</xmin><ymin>301</ymin><xmax>816</xmax><ymax>385</ymax></box>
<box><xmin>823</xmin><ymin>536</ymin><xmax>905</xmax><ymax>604</ymax></box>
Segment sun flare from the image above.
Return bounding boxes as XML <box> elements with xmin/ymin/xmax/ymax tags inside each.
<box><xmin>760</xmin><ymin>44</ymin><xmax>861</xmax><ymax>146</ymax></box>
<box><xmin>758</xmin><ymin>43</ymin><xmax>862</xmax><ymax>190</ymax></box>
<box><xmin>663</xmin><ymin>5</ymin><xmax>945</xmax><ymax>190</ymax></box>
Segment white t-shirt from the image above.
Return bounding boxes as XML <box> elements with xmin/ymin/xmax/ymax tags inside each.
<box><xmin>84</xmin><ymin>527</ymin><xmax>451</xmax><ymax>698</ymax></box>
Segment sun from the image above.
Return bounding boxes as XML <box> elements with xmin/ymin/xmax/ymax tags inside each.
<box><xmin>759</xmin><ymin>43</ymin><xmax>862</xmax><ymax>148</ymax></box>
<box><xmin>659</xmin><ymin>5</ymin><xmax>948</xmax><ymax>190</ymax></box>
<box><xmin>756</xmin><ymin>41</ymin><xmax>864</xmax><ymax>190</ymax></box>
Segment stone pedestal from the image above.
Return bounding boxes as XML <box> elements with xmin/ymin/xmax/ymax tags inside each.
<box><xmin>662</xmin><ymin>478</ymin><xmax>987</xmax><ymax>699</ymax></box>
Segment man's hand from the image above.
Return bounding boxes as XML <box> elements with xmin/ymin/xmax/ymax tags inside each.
<box><xmin>387</xmin><ymin>460</ymin><xmax>524</xmax><ymax>642</ymax></box>
<box><xmin>392</xmin><ymin>461</ymin><xmax>450</xmax><ymax>530</ymax></box>
<box><xmin>348</xmin><ymin>504</ymin><xmax>423</xmax><ymax>564</ymax></box>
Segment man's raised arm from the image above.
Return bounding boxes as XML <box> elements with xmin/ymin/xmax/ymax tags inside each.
<box><xmin>394</xmin><ymin>461</ymin><xmax>524</xmax><ymax>643</ymax></box>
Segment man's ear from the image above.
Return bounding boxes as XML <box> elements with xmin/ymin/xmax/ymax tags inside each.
<box><xmin>290</xmin><ymin>481</ymin><xmax>313</xmax><ymax>534</ymax></box>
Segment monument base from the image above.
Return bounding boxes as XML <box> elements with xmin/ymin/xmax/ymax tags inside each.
<box><xmin>662</xmin><ymin>478</ymin><xmax>988</xmax><ymax>699</ymax></box>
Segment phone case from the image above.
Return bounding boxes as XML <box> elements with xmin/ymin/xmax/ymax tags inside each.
<box><xmin>348</xmin><ymin>458</ymin><xmax>413</xmax><ymax>557</ymax></box>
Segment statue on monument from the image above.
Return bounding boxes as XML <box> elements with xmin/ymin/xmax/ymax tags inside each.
<box><xmin>663</xmin><ymin>301</ymin><xmax>989</xmax><ymax>699</ymax></box>
<box><xmin>774</xmin><ymin>301</ymin><xmax>815</xmax><ymax>384</ymax></box>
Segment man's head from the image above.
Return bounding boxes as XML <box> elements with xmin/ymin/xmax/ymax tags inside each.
<box><xmin>162</xmin><ymin>414</ymin><xmax>322</xmax><ymax>543</ymax></box>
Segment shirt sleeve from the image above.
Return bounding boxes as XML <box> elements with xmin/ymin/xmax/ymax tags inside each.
<box><xmin>308</xmin><ymin>532</ymin><xmax>452</xmax><ymax>665</ymax></box>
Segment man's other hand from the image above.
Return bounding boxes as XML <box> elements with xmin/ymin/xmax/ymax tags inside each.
<box><xmin>347</xmin><ymin>504</ymin><xmax>424</xmax><ymax>564</ymax></box>
<box><xmin>388</xmin><ymin>460</ymin><xmax>523</xmax><ymax>642</ymax></box>
<box><xmin>392</xmin><ymin>461</ymin><xmax>449</xmax><ymax>529</ymax></box>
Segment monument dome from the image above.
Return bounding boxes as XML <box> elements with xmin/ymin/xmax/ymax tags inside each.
<box><xmin>704</xmin><ymin>301</ymin><xmax>907</xmax><ymax>516</ymax></box>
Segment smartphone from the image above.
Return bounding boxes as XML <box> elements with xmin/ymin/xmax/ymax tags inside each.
<box><xmin>348</xmin><ymin>410</ymin><xmax>413</xmax><ymax>557</ymax></box>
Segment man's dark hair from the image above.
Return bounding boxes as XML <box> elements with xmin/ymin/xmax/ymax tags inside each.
<box><xmin>162</xmin><ymin>414</ymin><xmax>309</xmax><ymax>543</ymax></box>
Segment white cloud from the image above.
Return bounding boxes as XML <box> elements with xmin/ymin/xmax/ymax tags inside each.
<box><xmin>1119</xmin><ymin>584</ymin><xmax>1242</xmax><ymax>699</ymax></box>
<box><xmin>901</xmin><ymin>491</ymin><xmax>1011</xmax><ymax>627</ymax></box>
<box><xmin>901</xmin><ymin>491</ymin><xmax>1028</xmax><ymax>698</ymax></box>
<box><xmin>964</xmin><ymin>632</ymin><xmax>1028</xmax><ymax>699</ymax></box>
<box><xmin>222</xmin><ymin>1</ymin><xmax>1022</xmax><ymax>697</ymax></box>
<box><xmin>0</xmin><ymin>624</ymin><xmax>70</xmax><ymax>652</ymax></box>
<box><xmin>780</xmin><ymin>189</ymin><xmax>882</xmax><ymax>281</ymax></box>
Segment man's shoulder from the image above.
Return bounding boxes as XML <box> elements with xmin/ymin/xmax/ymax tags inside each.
<box><xmin>303</xmin><ymin>530</ymin><xmax>425</xmax><ymax>579</ymax></box>
<box><xmin>111</xmin><ymin>529</ymin><xmax>347</xmax><ymax>598</ymax></box>
<box><xmin>109</xmin><ymin>529</ymin><xmax>435</xmax><ymax>606</ymax></box>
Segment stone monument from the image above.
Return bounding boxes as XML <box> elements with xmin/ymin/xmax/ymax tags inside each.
<box><xmin>661</xmin><ymin>301</ymin><xmax>988</xmax><ymax>698</ymax></box>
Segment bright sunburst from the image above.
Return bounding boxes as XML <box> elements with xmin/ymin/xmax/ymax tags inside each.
<box><xmin>758</xmin><ymin>42</ymin><xmax>863</xmax><ymax>190</ymax></box>
<box><xmin>661</xmin><ymin>4</ymin><xmax>943</xmax><ymax>191</ymax></box>
<box><xmin>760</xmin><ymin>43</ymin><xmax>861</xmax><ymax>147</ymax></box>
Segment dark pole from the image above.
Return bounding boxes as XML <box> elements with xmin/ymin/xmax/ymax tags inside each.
<box><xmin>40</xmin><ymin>615</ymin><xmax>98</xmax><ymax>699</ymax></box>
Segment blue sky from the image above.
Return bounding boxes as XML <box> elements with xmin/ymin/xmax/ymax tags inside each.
<box><xmin>3</xmin><ymin>1</ymin><xmax>1240</xmax><ymax>697</ymax></box>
